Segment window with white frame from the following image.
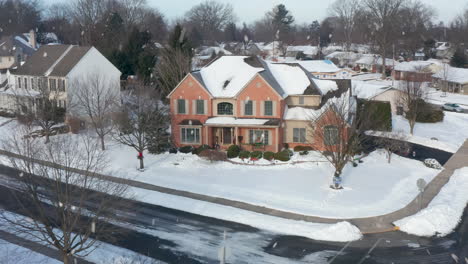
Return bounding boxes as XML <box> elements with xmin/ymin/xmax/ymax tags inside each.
<box><xmin>217</xmin><ymin>102</ymin><xmax>233</xmax><ymax>115</ymax></box>
<box><xmin>177</xmin><ymin>99</ymin><xmax>186</xmax><ymax>114</ymax></box>
<box><xmin>49</xmin><ymin>79</ymin><xmax>56</xmax><ymax>91</ymax></box>
<box><xmin>249</xmin><ymin>130</ymin><xmax>269</xmax><ymax>145</ymax></box>
<box><xmin>244</xmin><ymin>100</ymin><xmax>253</xmax><ymax>115</ymax></box>
<box><xmin>324</xmin><ymin>125</ymin><xmax>339</xmax><ymax>146</ymax></box>
<box><xmin>293</xmin><ymin>128</ymin><xmax>306</xmax><ymax>143</ymax></box>
<box><xmin>181</xmin><ymin>127</ymin><xmax>200</xmax><ymax>144</ymax></box>
<box><xmin>264</xmin><ymin>100</ymin><xmax>273</xmax><ymax>116</ymax></box>
<box><xmin>196</xmin><ymin>99</ymin><xmax>204</xmax><ymax>114</ymax></box>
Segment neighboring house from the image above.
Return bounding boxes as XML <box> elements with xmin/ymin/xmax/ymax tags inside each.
<box><xmin>325</xmin><ymin>51</ymin><xmax>362</xmax><ymax>67</ymax></box>
<box><xmin>290</xmin><ymin>60</ymin><xmax>355</xmax><ymax>79</ymax></box>
<box><xmin>435</xmin><ymin>42</ymin><xmax>455</xmax><ymax>60</ymax></box>
<box><xmin>354</xmin><ymin>54</ymin><xmax>397</xmax><ymax>73</ymax></box>
<box><xmin>352</xmin><ymin>80</ymin><xmax>404</xmax><ymax>114</ymax></box>
<box><xmin>262</xmin><ymin>41</ymin><xmax>284</xmax><ymax>58</ymax></box>
<box><xmin>432</xmin><ymin>66</ymin><xmax>468</xmax><ymax>95</ymax></box>
<box><xmin>168</xmin><ymin>55</ymin><xmax>351</xmax><ymax>152</ymax></box>
<box><xmin>393</xmin><ymin>60</ymin><xmax>442</xmax><ymax>82</ymax></box>
<box><xmin>285</xmin><ymin>45</ymin><xmax>318</xmax><ymax>59</ymax></box>
<box><xmin>0</xmin><ymin>30</ymin><xmax>37</xmax><ymax>70</ymax></box>
<box><xmin>1</xmin><ymin>44</ymin><xmax>121</xmax><ymax>131</ymax></box>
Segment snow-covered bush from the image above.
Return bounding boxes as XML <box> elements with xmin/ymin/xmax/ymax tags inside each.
<box><xmin>423</xmin><ymin>158</ymin><xmax>442</xmax><ymax>170</ymax></box>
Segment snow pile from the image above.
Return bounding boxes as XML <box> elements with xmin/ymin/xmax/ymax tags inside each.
<box><xmin>423</xmin><ymin>158</ymin><xmax>442</xmax><ymax>170</ymax></box>
<box><xmin>352</xmin><ymin>80</ymin><xmax>392</xmax><ymax>99</ymax></box>
<box><xmin>314</xmin><ymin>79</ymin><xmax>338</xmax><ymax>94</ymax></box>
<box><xmin>268</xmin><ymin>63</ymin><xmax>311</xmax><ymax>95</ymax></box>
<box><xmin>200</xmin><ymin>56</ymin><xmax>263</xmax><ymax>97</ymax></box>
<box><xmin>395</xmin><ymin>167</ymin><xmax>468</xmax><ymax>236</ymax></box>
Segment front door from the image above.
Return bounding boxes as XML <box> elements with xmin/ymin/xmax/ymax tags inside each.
<box><xmin>222</xmin><ymin>128</ymin><xmax>232</xmax><ymax>145</ymax></box>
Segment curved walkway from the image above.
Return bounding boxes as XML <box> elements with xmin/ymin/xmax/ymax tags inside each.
<box><xmin>1</xmin><ymin>140</ymin><xmax>467</xmax><ymax>234</ymax></box>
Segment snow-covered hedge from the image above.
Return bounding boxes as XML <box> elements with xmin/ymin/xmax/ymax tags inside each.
<box><xmin>423</xmin><ymin>158</ymin><xmax>442</xmax><ymax>170</ymax></box>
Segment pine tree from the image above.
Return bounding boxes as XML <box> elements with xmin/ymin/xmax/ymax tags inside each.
<box><xmin>451</xmin><ymin>48</ymin><xmax>467</xmax><ymax>68</ymax></box>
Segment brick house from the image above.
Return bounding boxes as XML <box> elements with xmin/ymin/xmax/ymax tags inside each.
<box><xmin>168</xmin><ymin>56</ymin><xmax>351</xmax><ymax>152</ymax></box>
<box><xmin>393</xmin><ymin>60</ymin><xmax>442</xmax><ymax>83</ymax></box>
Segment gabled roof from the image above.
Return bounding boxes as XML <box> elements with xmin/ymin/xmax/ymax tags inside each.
<box><xmin>433</xmin><ymin>66</ymin><xmax>468</xmax><ymax>84</ymax></box>
<box><xmin>14</xmin><ymin>45</ymin><xmax>91</xmax><ymax>77</ymax></box>
<box><xmin>290</xmin><ymin>60</ymin><xmax>340</xmax><ymax>73</ymax></box>
<box><xmin>0</xmin><ymin>35</ymin><xmax>36</xmax><ymax>57</ymax></box>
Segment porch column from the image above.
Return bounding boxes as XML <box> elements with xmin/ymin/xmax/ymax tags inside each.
<box><xmin>275</xmin><ymin>127</ymin><xmax>279</xmax><ymax>152</ymax></box>
<box><xmin>204</xmin><ymin>126</ymin><xmax>208</xmax><ymax>146</ymax></box>
<box><xmin>235</xmin><ymin>126</ymin><xmax>239</xmax><ymax>145</ymax></box>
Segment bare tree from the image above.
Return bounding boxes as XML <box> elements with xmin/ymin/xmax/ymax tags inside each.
<box><xmin>155</xmin><ymin>45</ymin><xmax>192</xmax><ymax>98</ymax></box>
<box><xmin>185</xmin><ymin>0</ymin><xmax>236</xmax><ymax>42</ymax></box>
<box><xmin>364</xmin><ymin>0</ymin><xmax>406</xmax><ymax>78</ymax></box>
<box><xmin>69</xmin><ymin>74</ymin><xmax>120</xmax><ymax>151</ymax></box>
<box><xmin>113</xmin><ymin>87</ymin><xmax>169</xmax><ymax>170</ymax></box>
<box><xmin>398</xmin><ymin>67</ymin><xmax>427</xmax><ymax>135</ymax></box>
<box><xmin>69</xmin><ymin>0</ymin><xmax>109</xmax><ymax>45</ymax></box>
<box><xmin>329</xmin><ymin>0</ymin><xmax>361</xmax><ymax>51</ymax></box>
<box><xmin>374</xmin><ymin>132</ymin><xmax>409</xmax><ymax>163</ymax></box>
<box><xmin>1</xmin><ymin>126</ymin><xmax>130</xmax><ymax>264</ymax></box>
<box><xmin>13</xmin><ymin>80</ymin><xmax>66</xmax><ymax>144</ymax></box>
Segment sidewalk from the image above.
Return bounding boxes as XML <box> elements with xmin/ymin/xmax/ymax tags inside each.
<box><xmin>1</xmin><ymin>139</ymin><xmax>467</xmax><ymax>234</ymax></box>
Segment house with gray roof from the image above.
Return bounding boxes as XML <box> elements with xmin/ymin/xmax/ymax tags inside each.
<box><xmin>1</xmin><ymin>44</ymin><xmax>121</xmax><ymax>131</ymax></box>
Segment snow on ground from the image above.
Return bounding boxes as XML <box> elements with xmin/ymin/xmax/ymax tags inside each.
<box><xmin>394</xmin><ymin>167</ymin><xmax>468</xmax><ymax>236</ymax></box>
<box><xmin>0</xmin><ymin>238</ymin><xmax>61</xmax><ymax>264</ymax></box>
<box><xmin>384</xmin><ymin>112</ymin><xmax>468</xmax><ymax>153</ymax></box>
<box><xmin>108</xmin><ymin>146</ymin><xmax>438</xmax><ymax>219</ymax></box>
<box><xmin>426</xmin><ymin>88</ymin><xmax>468</xmax><ymax>108</ymax></box>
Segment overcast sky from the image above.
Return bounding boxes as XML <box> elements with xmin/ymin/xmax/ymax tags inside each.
<box><xmin>45</xmin><ymin>0</ymin><xmax>466</xmax><ymax>25</ymax></box>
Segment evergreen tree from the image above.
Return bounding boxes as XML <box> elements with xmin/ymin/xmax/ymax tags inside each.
<box><xmin>451</xmin><ymin>48</ymin><xmax>467</xmax><ymax>68</ymax></box>
<box><xmin>270</xmin><ymin>4</ymin><xmax>295</xmax><ymax>42</ymax></box>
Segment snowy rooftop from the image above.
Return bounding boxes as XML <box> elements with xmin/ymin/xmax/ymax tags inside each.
<box><xmin>283</xmin><ymin>106</ymin><xmax>316</xmax><ymax>121</ymax></box>
<box><xmin>291</xmin><ymin>60</ymin><xmax>340</xmax><ymax>73</ymax></box>
<box><xmin>352</xmin><ymin>80</ymin><xmax>392</xmax><ymax>99</ymax></box>
<box><xmin>325</xmin><ymin>51</ymin><xmax>361</xmax><ymax>61</ymax></box>
<box><xmin>199</xmin><ymin>56</ymin><xmax>263</xmax><ymax>97</ymax></box>
<box><xmin>199</xmin><ymin>46</ymin><xmax>232</xmax><ymax>56</ymax></box>
<box><xmin>433</xmin><ymin>66</ymin><xmax>468</xmax><ymax>84</ymax></box>
<box><xmin>286</xmin><ymin>45</ymin><xmax>319</xmax><ymax>56</ymax></box>
<box><xmin>267</xmin><ymin>62</ymin><xmax>311</xmax><ymax>95</ymax></box>
<box><xmin>314</xmin><ymin>79</ymin><xmax>338</xmax><ymax>94</ymax></box>
<box><xmin>394</xmin><ymin>61</ymin><xmax>439</xmax><ymax>72</ymax></box>
<box><xmin>205</xmin><ymin>117</ymin><xmax>270</xmax><ymax>126</ymax></box>
<box><xmin>355</xmin><ymin>55</ymin><xmax>397</xmax><ymax>66</ymax></box>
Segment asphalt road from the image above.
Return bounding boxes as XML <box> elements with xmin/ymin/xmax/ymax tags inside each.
<box><xmin>0</xmin><ymin>165</ymin><xmax>466</xmax><ymax>264</ymax></box>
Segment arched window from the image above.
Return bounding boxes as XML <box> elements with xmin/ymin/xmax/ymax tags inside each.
<box><xmin>217</xmin><ymin>102</ymin><xmax>233</xmax><ymax>115</ymax></box>
<box><xmin>324</xmin><ymin>125</ymin><xmax>339</xmax><ymax>146</ymax></box>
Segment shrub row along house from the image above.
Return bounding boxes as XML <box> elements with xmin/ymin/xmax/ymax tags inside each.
<box><xmin>168</xmin><ymin>55</ymin><xmax>352</xmax><ymax>152</ymax></box>
<box><xmin>0</xmin><ymin>44</ymin><xmax>121</xmax><ymax>131</ymax></box>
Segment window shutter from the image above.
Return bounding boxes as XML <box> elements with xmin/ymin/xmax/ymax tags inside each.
<box><xmin>267</xmin><ymin>130</ymin><xmax>272</xmax><ymax>145</ymax></box>
<box><xmin>241</xmin><ymin>100</ymin><xmax>245</xmax><ymax>116</ymax></box>
<box><xmin>245</xmin><ymin>130</ymin><xmax>250</xmax><ymax>143</ymax></box>
<box><xmin>272</xmin><ymin>101</ymin><xmax>277</xmax><ymax>116</ymax></box>
<box><xmin>173</xmin><ymin>99</ymin><xmax>177</xmax><ymax>113</ymax></box>
<box><xmin>185</xmin><ymin>100</ymin><xmax>189</xmax><ymax>114</ymax></box>
<box><xmin>204</xmin><ymin>100</ymin><xmax>207</xmax><ymax>115</ymax></box>
<box><xmin>260</xmin><ymin>101</ymin><xmax>264</xmax><ymax>116</ymax></box>
<box><xmin>192</xmin><ymin>100</ymin><xmax>196</xmax><ymax>115</ymax></box>
<box><xmin>252</xmin><ymin>101</ymin><xmax>256</xmax><ymax>116</ymax></box>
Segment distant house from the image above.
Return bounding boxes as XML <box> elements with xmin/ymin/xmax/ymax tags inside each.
<box><xmin>354</xmin><ymin>54</ymin><xmax>397</xmax><ymax>73</ymax></box>
<box><xmin>435</xmin><ymin>42</ymin><xmax>455</xmax><ymax>60</ymax></box>
<box><xmin>325</xmin><ymin>51</ymin><xmax>362</xmax><ymax>67</ymax></box>
<box><xmin>352</xmin><ymin>80</ymin><xmax>404</xmax><ymax>114</ymax></box>
<box><xmin>0</xmin><ymin>30</ymin><xmax>37</xmax><ymax>71</ymax></box>
<box><xmin>1</xmin><ymin>44</ymin><xmax>121</xmax><ymax>131</ymax></box>
<box><xmin>285</xmin><ymin>45</ymin><xmax>318</xmax><ymax>59</ymax></box>
<box><xmin>432</xmin><ymin>66</ymin><xmax>468</xmax><ymax>95</ymax></box>
<box><xmin>393</xmin><ymin>60</ymin><xmax>442</xmax><ymax>82</ymax></box>
<box><xmin>290</xmin><ymin>60</ymin><xmax>355</xmax><ymax>79</ymax></box>
<box><xmin>167</xmin><ymin>55</ymin><xmax>351</xmax><ymax>152</ymax></box>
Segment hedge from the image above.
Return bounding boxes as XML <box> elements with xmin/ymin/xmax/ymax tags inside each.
<box><xmin>274</xmin><ymin>150</ymin><xmax>290</xmax><ymax>161</ymax></box>
<box><xmin>239</xmin><ymin>151</ymin><xmax>250</xmax><ymax>159</ymax></box>
<box><xmin>192</xmin><ymin>144</ymin><xmax>210</xmax><ymax>155</ymax></box>
<box><xmin>263</xmin><ymin>151</ymin><xmax>275</xmax><ymax>161</ymax></box>
<box><xmin>179</xmin><ymin>146</ymin><xmax>194</xmax><ymax>154</ymax></box>
<box><xmin>293</xmin><ymin>145</ymin><xmax>313</xmax><ymax>152</ymax></box>
<box><xmin>357</xmin><ymin>100</ymin><xmax>392</xmax><ymax>131</ymax></box>
<box><xmin>250</xmin><ymin>151</ymin><xmax>263</xmax><ymax>159</ymax></box>
<box><xmin>227</xmin><ymin>145</ymin><xmax>241</xmax><ymax>158</ymax></box>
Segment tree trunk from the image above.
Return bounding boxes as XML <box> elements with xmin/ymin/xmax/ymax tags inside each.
<box><xmin>139</xmin><ymin>157</ymin><xmax>144</xmax><ymax>170</ymax></box>
<box><xmin>409</xmin><ymin>121</ymin><xmax>415</xmax><ymax>135</ymax></box>
<box><xmin>62</xmin><ymin>253</ymin><xmax>70</xmax><ymax>264</ymax></box>
<box><xmin>387</xmin><ymin>151</ymin><xmax>392</xmax><ymax>163</ymax></box>
<box><xmin>45</xmin><ymin>132</ymin><xmax>50</xmax><ymax>144</ymax></box>
<box><xmin>381</xmin><ymin>47</ymin><xmax>387</xmax><ymax>79</ymax></box>
<box><xmin>100</xmin><ymin>136</ymin><xmax>105</xmax><ymax>151</ymax></box>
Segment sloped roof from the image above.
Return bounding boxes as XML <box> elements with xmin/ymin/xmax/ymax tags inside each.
<box><xmin>0</xmin><ymin>35</ymin><xmax>36</xmax><ymax>57</ymax></box>
<box><xmin>291</xmin><ymin>60</ymin><xmax>340</xmax><ymax>73</ymax></box>
<box><xmin>394</xmin><ymin>61</ymin><xmax>437</xmax><ymax>72</ymax></box>
<box><xmin>352</xmin><ymin>80</ymin><xmax>393</xmax><ymax>99</ymax></box>
<box><xmin>14</xmin><ymin>45</ymin><xmax>91</xmax><ymax>77</ymax></box>
<box><xmin>433</xmin><ymin>66</ymin><xmax>468</xmax><ymax>84</ymax></box>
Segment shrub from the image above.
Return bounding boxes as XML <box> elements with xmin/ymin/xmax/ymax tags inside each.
<box><xmin>274</xmin><ymin>150</ymin><xmax>290</xmax><ymax>162</ymax></box>
<box><xmin>416</xmin><ymin>109</ymin><xmax>444</xmax><ymax>123</ymax></box>
<box><xmin>424</xmin><ymin>158</ymin><xmax>442</xmax><ymax>169</ymax></box>
<box><xmin>239</xmin><ymin>151</ymin><xmax>250</xmax><ymax>159</ymax></box>
<box><xmin>198</xmin><ymin>149</ymin><xmax>227</xmax><ymax>162</ymax></box>
<box><xmin>179</xmin><ymin>146</ymin><xmax>194</xmax><ymax>154</ymax></box>
<box><xmin>283</xmin><ymin>143</ymin><xmax>289</xmax><ymax>150</ymax></box>
<box><xmin>263</xmin><ymin>151</ymin><xmax>275</xmax><ymax>161</ymax></box>
<box><xmin>169</xmin><ymin>148</ymin><xmax>178</xmax><ymax>154</ymax></box>
<box><xmin>299</xmin><ymin>150</ymin><xmax>309</xmax><ymax>155</ymax></box>
<box><xmin>227</xmin><ymin>144</ymin><xmax>241</xmax><ymax>158</ymax></box>
<box><xmin>357</xmin><ymin>100</ymin><xmax>392</xmax><ymax>131</ymax></box>
<box><xmin>250</xmin><ymin>151</ymin><xmax>263</xmax><ymax>159</ymax></box>
<box><xmin>293</xmin><ymin>145</ymin><xmax>313</xmax><ymax>152</ymax></box>
<box><xmin>192</xmin><ymin>144</ymin><xmax>210</xmax><ymax>155</ymax></box>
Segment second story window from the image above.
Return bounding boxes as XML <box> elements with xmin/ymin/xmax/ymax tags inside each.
<box><xmin>264</xmin><ymin>100</ymin><xmax>273</xmax><ymax>116</ymax></box>
<box><xmin>49</xmin><ymin>79</ymin><xmax>56</xmax><ymax>91</ymax></box>
<box><xmin>24</xmin><ymin>78</ymin><xmax>27</xmax><ymax>89</ymax></box>
<box><xmin>293</xmin><ymin>128</ymin><xmax>306</xmax><ymax>143</ymax></box>
<box><xmin>324</xmin><ymin>125</ymin><xmax>339</xmax><ymax>146</ymax></box>
<box><xmin>58</xmin><ymin>79</ymin><xmax>65</xmax><ymax>92</ymax></box>
<box><xmin>217</xmin><ymin>102</ymin><xmax>233</xmax><ymax>115</ymax></box>
<box><xmin>177</xmin><ymin>99</ymin><xmax>186</xmax><ymax>114</ymax></box>
<box><xmin>244</xmin><ymin>100</ymin><xmax>253</xmax><ymax>115</ymax></box>
<box><xmin>196</xmin><ymin>99</ymin><xmax>204</xmax><ymax>115</ymax></box>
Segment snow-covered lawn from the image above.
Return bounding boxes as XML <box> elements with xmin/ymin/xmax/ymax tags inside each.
<box><xmin>390</xmin><ymin>112</ymin><xmax>468</xmax><ymax>153</ymax></box>
<box><xmin>0</xmin><ymin>238</ymin><xmax>61</xmax><ymax>264</ymax></box>
<box><xmin>394</xmin><ymin>167</ymin><xmax>468</xmax><ymax>236</ymax></box>
<box><xmin>426</xmin><ymin>88</ymin><xmax>468</xmax><ymax>108</ymax></box>
<box><xmin>106</xmin><ymin>145</ymin><xmax>438</xmax><ymax>219</ymax></box>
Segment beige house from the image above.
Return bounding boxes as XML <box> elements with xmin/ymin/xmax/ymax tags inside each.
<box><xmin>352</xmin><ymin>80</ymin><xmax>404</xmax><ymax>114</ymax></box>
<box><xmin>432</xmin><ymin>66</ymin><xmax>468</xmax><ymax>95</ymax></box>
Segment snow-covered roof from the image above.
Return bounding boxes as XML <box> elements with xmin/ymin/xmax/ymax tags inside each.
<box><xmin>291</xmin><ymin>60</ymin><xmax>340</xmax><ymax>73</ymax></box>
<box><xmin>314</xmin><ymin>79</ymin><xmax>338</xmax><ymax>94</ymax></box>
<box><xmin>352</xmin><ymin>80</ymin><xmax>392</xmax><ymax>99</ymax></box>
<box><xmin>262</xmin><ymin>41</ymin><xmax>281</xmax><ymax>51</ymax></box>
<box><xmin>205</xmin><ymin>117</ymin><xmax>270</xmax><ymax>126</ymax></box>
<box><xmin>325</xmin><ymin>51</ymin><xmax>361</xmax><ymax>61</ymax></box>
<box><xmin>199</xmin><ymin>56</ymin><xmax>263</xmax><ymax>97</ymax></box>
<box><xmin>286</xmin><ymin>45</ymin><xmax>318</xmax><ymax>56</ymax></box>
<box><xmin>199</xmin><ymin>46</ymin><xmax>232</xmax><ymax>56</ymax></box>
<box><xmin>394</xmin><ymin>61</ymin><xmax>438</xmax><ymax>72</ymax></box>
<box><xmin>267</xmin><ymin>62</ymin><xmax>310</xmax><ymax>95</ymax></box>
<box><xmin>351</xmin><ymin>73</ymin><xmax>382</xmax><ymax>81</ymax></box>
<box><xmin>355</xmin><ymin>55</ymin><xmax>396</xmax><ymax>66</ymax></box>
<box><xmin>433</xmin><ymin>66</ymin><xmax>468</xmax><ymax>84</ymax></box>
<box><xmin>283</xmin><ymin>106</ymin><xmax>316</xmax><ymax>121</ymax></box>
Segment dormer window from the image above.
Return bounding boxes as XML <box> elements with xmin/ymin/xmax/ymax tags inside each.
<box><xmin>217</xmin><ymin>102</ymin><xmax>233</xmax><ymax>115</ymax></box>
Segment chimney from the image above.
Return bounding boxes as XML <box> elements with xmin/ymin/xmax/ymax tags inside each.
<box><xmin>29</xmin><ymin>29</ymin><xmax>36</xmax><ymax>48</ymax></box>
